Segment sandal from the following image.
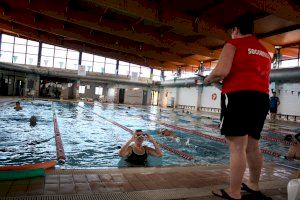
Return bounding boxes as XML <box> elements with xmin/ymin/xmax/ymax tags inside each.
<box><xmin>212</xmin><ymin>189</ymin><xmax>241</xmax><ymax>200</ymax></box>
<box><xmin>241</xmin><ymin>183</ymin><xmax>272</xmax><ymax>200</ymax></box>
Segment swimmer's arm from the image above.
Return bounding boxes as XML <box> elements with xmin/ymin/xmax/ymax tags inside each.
<box><xmin>286</xmin><ymin>146</ymin><xmax>296</xmax><ymax>160</ymax></box>
<box><xmin>204</xmin><ymin>43</ymin><xmax>236</xmax><ymax>84</ymax></box>
<box><xmin>118</xmin><ymin>139</ymin><xmax>133</xmax><ymax>157</ymax></box>
<box><xmin>146</xmin><ymin>141</ymin><xmax>163</xmax><ymax>157</ymax></box>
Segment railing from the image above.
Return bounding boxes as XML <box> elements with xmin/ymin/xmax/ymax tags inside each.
<box><xmin>176</xmin><ymin>105</ymin><xmax>196</xmax><ymax>110</ymax></box>
<box><xmin>198</xmin><ymin>107</ymin><xmax>221</xmax><ymax>113</ymax></box>
<box><xmin>275</xmin><ymin>113</ymin><xmax>300</xmax><ymax>122</ymax></box>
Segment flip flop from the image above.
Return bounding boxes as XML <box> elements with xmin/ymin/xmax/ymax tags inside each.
<box><xmin>241</xmin><ymin>183</ymin><xmax>272</xmax><ymax>200</ymax></box>
<box><xmin>212</xmin><ymin>189</ymin><xmax>241</xmax><ymax>200</ymax></box>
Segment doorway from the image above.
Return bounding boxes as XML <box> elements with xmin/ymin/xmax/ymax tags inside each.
<box><xmin>151</xmin><ymin>90</ymin><xmax>159</xmax><ymax>106</ymax></box>
<box><xmin>119</xmin><ymin>88</ymin><xmax>125</xmax><ymax>103</ymax></box>
<box><xmin>142</xmin><ymin>90</ymin><xmax>148</xmax><ymax>105</ymax></box>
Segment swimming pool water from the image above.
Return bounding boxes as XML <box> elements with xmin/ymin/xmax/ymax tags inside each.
<box><xmin>0</xmin><ymin>100</ymin><xmax>299</xmax><ymax>169</ymax></box>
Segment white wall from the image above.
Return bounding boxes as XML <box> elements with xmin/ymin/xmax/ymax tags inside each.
<box><xmin>276</xmin><ymin>83</ymin><xmax>300</xmax><ymax>116</ymax></box>
<box><xmin>124</xmin><ymin>88</ymin><xmax>143</xmax><ymax>105</ymax></box>
<box><xmin>200</xmin><ymin>86</ymin><xmax>221</xmax><ymax>108</ymax></box>
<box><xmin>177</xmin><ymin>87</ymin><xmax>199</xmax><ymax>107</ymax></box>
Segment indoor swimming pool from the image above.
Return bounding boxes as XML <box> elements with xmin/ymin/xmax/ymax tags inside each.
<box><xmin>0</xmin><ymin>100</ymin><xmax>299</xmax><ymax>169</ymax></box>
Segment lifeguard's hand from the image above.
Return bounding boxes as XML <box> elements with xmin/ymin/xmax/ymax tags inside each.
<box><xmin>204</xmin><ymin>76</ymin><xmax>211</xmax><ymax>85</ymax></box>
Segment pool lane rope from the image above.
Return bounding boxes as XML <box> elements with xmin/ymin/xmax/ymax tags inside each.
<box><xmin>158</xmin><ymin>122</ymin><xmax>286</xmax><ymax>159</ymax></box>
<box><xmin>53</xmin><ymin>112</ymin><xmax>66</xmax><ymax>163</ymax></box>
<box><xmin>77</xmin><ymin>105</ymin><xmax>193</xmax><ymax>161</ymax></box>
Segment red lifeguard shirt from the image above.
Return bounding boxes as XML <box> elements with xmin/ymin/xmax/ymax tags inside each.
<box><xmin>222</xmin><ymin>36</ymin><xmax>271</xmax><ymax>94</ymax></box>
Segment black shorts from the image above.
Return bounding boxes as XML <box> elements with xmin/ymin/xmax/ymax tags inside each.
<box><xmin>269</xmin><ymin>107</ymin><xmax>277</xmax><ymax>113</ymax></box>
<box><xmin>220</xmin><ymin>90</ymin><xmax>269</xmax><ymax>140</ymax></box>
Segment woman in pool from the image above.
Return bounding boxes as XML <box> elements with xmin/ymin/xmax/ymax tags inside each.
<box><xmin>119</xmin><ymin>130</ymin><xmax>163</xmax><ymax>166</ymax></box>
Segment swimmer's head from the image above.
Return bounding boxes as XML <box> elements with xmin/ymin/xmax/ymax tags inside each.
<box><xmin>284</xmin><ymin>134</ymin><xmax>293</xmax><ymax>142</ymax></box>
<box><xmin>30</xmin><ymin>116</ymin><xmax>37</xmax><ymax>127</ymax></box>
<box><xmin>16</xmin><ymin>101</ymin><xmax>20</xmax><ymax>106</ymax></box>
<box><xmin>134</xmin><ymin>130</ymin><xmax>147</xmax><ymax>144</ymax></box>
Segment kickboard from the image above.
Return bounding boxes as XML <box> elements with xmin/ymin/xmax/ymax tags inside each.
<box><xmin>0</xmin><ymin>168</ymin><xmax>45</xmax><ymax>181</ymax></box>
<box><xmin>0</xmin><ymin>160</ymin><xmax>56</xmax><ymax>171</ymax></box>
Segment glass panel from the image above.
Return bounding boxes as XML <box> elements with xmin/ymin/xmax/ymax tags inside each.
<box><xmin>2</xmin><ymin>34</ymin><xmax>14</xmax><ymax>43</ymax></box>
<box><xmin>82</xmin><ymin>52</ymin><xmax>93</xmax><ymax>61</ymax></box>
<box><xmin>153</xmin><ymin>69</ymin><xmax>161</xmax><ymax>76</ymax></box>
<box><xmin>105</xmin><ymin>58</ymin><xmax>117</xmax><ymax>64</ymax></box>
<box><xmin>0</xmin><ymin>51</ymin><xmax>13</xmax><ymax>62</ymax></box>
<box><xmin>13</xmin><ymin>53</ymin><xmax>26</xmax><ymax>64</ymax></box>
<box><xmin>95</xmin><ymin>87</ymin><xmax>103</xmax><ymax>95</ymax></box>
<box><xmin>1</xmin><ymin>43</ymin><xmax>14</xmax><ymax>52</ymax></box>
<box><xmin>13</xmin><ymin>44</ymin><xmax>26</xmax><ymax>53</ymax></box>
<box><xmin>54</xmin><ymin>49</ymin><xmax>67</xmax><ymax>58</ymax></box>
<box><xmin>27</xmin><ymin>40</ymin><xmax>39</xmax><ymax>46</ymax></box>
<box><xmin>42</xmin><ymin>44</ymin><xmax>54</xmax><ymax>49</ymax></box>
<box><xmin>41</xmin><ymin>56</ymin><xmax>53</xmax><ymax>67</ymax></box>
<box><xmin>54</xmin><ymin>57</ymin><xmax>66</xmax><ymax>68</ymax></box>
<box><xmin>26</xmin><ymin>46</ymin><xmax>39</xmax><ymax>55</ymax></box>
<box><xmin>42</xmin><ymin>47</ymin><xmax>54</xmax><ymax>56</ymax></box>
<box><xmin>105</xmin><ymin>63</ymin><xmax>116</xmax><ymax>74</ymax></box>
<box><xmin>79</xmin><ymin>86</ymin><xmax>85</xmax><ymax>94</ymax></box>
<box><xmin>164</xmin><ymin>71</ymin><xmax>174</xmax><ymax>80</ymax></box>
<box><xmin>93</xmin><ymin>62</ymin><xmax>105</xmax><ymax>73</ymax></box>
<box><xmin>118</xmin><ymin>64</ymin><xmax>130</xmax><ymax>75</ymax></box>
<box><xmin>67</xmin><ymin>50</ymin><xmax>79</xmax><ymax>59</ymax></box>
<box><xmin>66</xmin><ymin>59</ymin><xmax>78</xmax><ymax>70</ymax></box>
<box><xmin>81</xmin><ymin>60</ymin><xmax>93</xmax><ymax>72</ymax></box>
<box><xmin>94</xmin><ymin>55</ymin><xmax>105</xmax><ymax>62</ymax></box>
<box><xmin>14</xmin><ymin>37</ymin><xmax>27</xmax><ymax>45</ymax></box>
<box><xmin>281</xmin><ymin>59</ymin><xmax>299</xmax><ymax>68</ymax></box>
<box><xmin>140</xmin><ymin>66</ymin><xmax>151</xmax><ymax>78</ymax></box>
<box><xmin>26</xmin><ymin>54</ymin><xmax>38</xmax><ymax>65</ymax></box>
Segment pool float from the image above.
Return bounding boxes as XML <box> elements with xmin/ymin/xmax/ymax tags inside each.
<box><xmin>0</xmin><ymin>168</ymin><xmax>45</xmax><ymax>181</ymax></box>
<box><xmin>0</xmin><ymin>160</ymin><xmax>56</xmax><ymax>171</ymax></box>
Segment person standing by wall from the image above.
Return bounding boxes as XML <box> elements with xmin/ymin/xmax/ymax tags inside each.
<box><xmin>269</xmin><ymin>91</ymin><xmax>280</xmax><ymax>122</ymax></box>
<box><xmin>204</xmin><ymin>13</ymin><xmax>271</xmax><ymax>200</ymax></box>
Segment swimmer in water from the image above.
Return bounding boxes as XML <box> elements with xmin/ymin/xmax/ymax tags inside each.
<box><xmin>29</xmin><ymin>116</ymin><xmax>37</xmax><ymax>127</ymax></box>
<box><xmin>14</xmin><ymin>101</ymin><xmax>22</xmax><ymax>111</ymax></box>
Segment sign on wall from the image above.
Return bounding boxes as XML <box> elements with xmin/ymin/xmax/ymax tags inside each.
<box><xmin>78</xmin><ymin>65</ymin><xmax>86</xmax><ymax>76</ymax></box>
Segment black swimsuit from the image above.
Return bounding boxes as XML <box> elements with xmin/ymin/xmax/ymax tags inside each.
<box><xmin>125</xmin><ymin>146</ymin><xmax>148</xmax><ymax>166</ymax></box>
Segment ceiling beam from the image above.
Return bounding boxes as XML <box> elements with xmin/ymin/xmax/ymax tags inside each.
<box><xmin>0</xmin><ymin>7</ymin><xmax>201</xmax><ymax>66</ymax></box>
<box><xmin>87</xmin><ymin>0</ymin><xmax>229</xmax><ymax>40</ymax></box>
<box><xmin>2</xmin><ymin>0</ymin><xmax>220</xmax><ymax>58</ymax></box>
<box><xmin>257</xmin><ymin>24</ymin><xmax>300</xmax><ymax>39</ymax></box>
<box><xmin>243</xmin><ymin>0</ymin><xmax>300</xmax><ymax>23</ymax></box>
<box><xmin>0</xmin><ymin>19</ymin><xmax>174</xmax><ymax>69</ymax></box>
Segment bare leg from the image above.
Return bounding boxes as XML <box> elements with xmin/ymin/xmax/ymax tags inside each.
<box><xmin>246</xmin><ymin>136</ymin><xmax>263</xmax><ymax>191</ymax></box>
<box><xmin>213</xmin><ymin>136</ymin><xmax>248</xmax><ymax>199</ymax></box>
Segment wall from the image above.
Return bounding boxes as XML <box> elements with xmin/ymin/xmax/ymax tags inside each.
<box><xmin>177</xmin><ymin>87</ymin><xmax>199</xmax><ymax>107</ymax></box>
<box><xmin>275</xmin><ymin>83</ymin><xmax>300</xmax><ymax>116</ymax></box>
<box><xmin>79</xmin><ymin>81</ymin><xmax>107</xmax><ymax>100</ymax></box>
<box><xmin>200</xmin><ymin>86</ymin><xmax>221</xmax><ymax>108</ymax></box>
<box><xmin>124</xmin><ymin>88</ymin><xmax>143</xmax><ymax>105</ymax></box>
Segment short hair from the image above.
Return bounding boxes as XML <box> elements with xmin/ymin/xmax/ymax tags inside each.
<box><xmin>16</xmin><ymin>101</ymin><xmax>20</xmax><ymax>104</ymax></box>
<box><xmin>284</xmin><ymin>134</ymin><xmax>293</xmax><ymax>142</ymax></box>
<box><xmin>230</xmin><ymin>13</ymin><xmax>254</xmax><ymax>35</ymax></box>
<box><xmin>135</xmin><ymin>129</ymin><xmax>143</xmax><ymax>133</ymax></box>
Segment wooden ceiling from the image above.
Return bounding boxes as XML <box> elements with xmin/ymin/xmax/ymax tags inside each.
<box><xmin>0</xmin><ymin>0</ymin><xmax>299</xmax><ymax>71</ymax></box>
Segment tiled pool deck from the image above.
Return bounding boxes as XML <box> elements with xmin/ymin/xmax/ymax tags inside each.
<box><xmin>0</xmin><ymin>97</ymin><xmax>299</xmax><ymax>199</ymax></box>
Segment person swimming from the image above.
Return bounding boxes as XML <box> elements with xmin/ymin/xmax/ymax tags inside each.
<box><xmin>285</xmin><ymin>133</ymin><xmax>300</xmax><ymax>160</ymax></box>
<box><xmin>119</xmin><ymin>130</ymin><xmax>163</xmax><ymax>166</ymax></box>
<box><xmin>14</xmin><ymin>101</ymin><xmax>22</xmax><ymax>111</ymax></box>
<box><xmin>29</xmin><ymin>116</ymin><xmax>37</xmax><ymax>127</ymax></box>
<box><xmin>158</xmin><ymin>129</ymin><xmax>176</xmax><ymax>138</ymax></box>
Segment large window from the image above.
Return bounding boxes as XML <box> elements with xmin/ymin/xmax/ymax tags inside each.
<box><xmin>95</xmin><ymin>86</ymin><xmax>103</xmax><ymax>95</ymax></box>
<box><xmin>41</xmin><ymin>44</ymin><xmax>79</xmax><ymax>69</ymax></box>
<box><xmin>152</xmin><ymin>69</ymin><xmax>161</xmax><ymax>81</ymax></box>
<box><xmin>130</xmin><ymin>64</ymin><xmax>141</xmax><ymax>77</ymax></box>
<box><xmin>0</xmin><ymin>34</ymin><xmax>39</xmax><ymax>65</ymax></box>
<box><xmin>118</xmin><ymin>61</ymin><xmax>130</xmax><ymax>76</ymax></box>
<box><xmin>105</xmin><ymin>58</ymin><xmax>117</xmax><ymax>74</ymax></box>
<box><xmin>181</xmin><ymin>71</ymin><xmax>196</xmax><ymax>78</ymax></box>
<box><xmin>79</xmin><ymin>86</ymin><xmax>85</xmax><ymax>94</ymax></box>
<box><xmin>164</xmin><ymin>71</ymin><xmax>175</xmax><ymax>80</ymax></box>
<box><xmin>81</xmin><ymin>53</ymin><xmax>105</xmax><ymax>73</ymax></box>
<box><xmin>140</xmin><ymin>66</ymin><xmax>151</xmax><ymax>78</ymax></box>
